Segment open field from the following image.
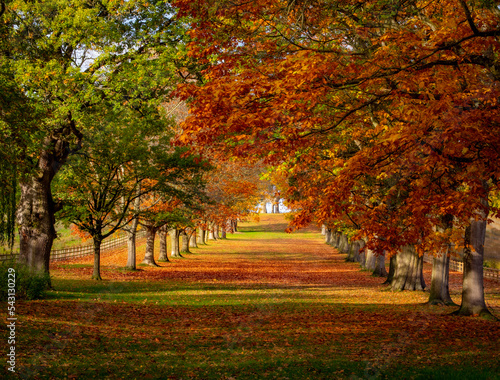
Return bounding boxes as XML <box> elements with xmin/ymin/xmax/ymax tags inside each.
<box><xmin>1</xmin><ymin>214</ymin><xmax>499</xmax><ymax>379</ymax></box>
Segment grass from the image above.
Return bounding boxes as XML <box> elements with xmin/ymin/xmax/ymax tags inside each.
<box><xmin>1</xmin><ymin>214</ymin><xmax>499</xmax><ymax>379</ymax></box>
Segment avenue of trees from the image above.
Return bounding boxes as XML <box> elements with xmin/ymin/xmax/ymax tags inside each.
<box><xmin>173</xmin><ymin>0</ymin><xmax>500</xmax><ymax>318</ymax></box>
<box><xmin>0</xmin><ymin>0</ymin><xmax>267</xmax><ymax>280</ymax></box>
<box><xmin>1</xmin><ymin>0</ymin><xmax>499</xmax><ymax>320</ymax></box>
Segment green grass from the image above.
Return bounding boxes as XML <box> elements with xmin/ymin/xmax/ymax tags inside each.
<box><xmin>3</xmin><ymin>214</ymin><xmax>499</xmax><ymax>379</ymax></box>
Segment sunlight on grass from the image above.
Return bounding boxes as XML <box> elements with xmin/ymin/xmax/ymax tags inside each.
<box><xmin>8</xmin><ymin>214</ymin><xmax>500</xmax><ymax>380</ymax></box>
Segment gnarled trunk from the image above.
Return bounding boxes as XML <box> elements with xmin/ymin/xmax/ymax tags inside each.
<box><xmin>391</xmin><ymin>245</ymin><xmax>425</xmax><ymax>291</ymax></box>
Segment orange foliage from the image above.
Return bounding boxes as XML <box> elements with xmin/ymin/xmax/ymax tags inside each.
<box><xmin>173</xmin><ymin>0</ymin><xmax>500</xmax><ymax>253</ymax></box>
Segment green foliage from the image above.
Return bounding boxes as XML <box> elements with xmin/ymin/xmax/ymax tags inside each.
<box><xmin>0</xmin><ymin>260</ymin><xmax>51</xmax><ymax>300</ymax></box>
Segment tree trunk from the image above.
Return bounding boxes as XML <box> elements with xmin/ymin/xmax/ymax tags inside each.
<box><xmin>325</xmin><ymin>229</ymin><xmax>332</xmax><ymax>245</ymax></box>
<box><xmin>92</xmin><ymin>237</ymin><xmax>103</xmax><ymax>280</ymax></box>
<box><xmin>364</xmin><ymin>247</ymin><xmax>376</xmax><ymax>271</ymax></box>
<box><xmin>454</xmin><ymin>187</ymin><xmax>494</xmax><ymax>318</ymax></box>
<box><xmin>428</xmin><ymin>214</ymin><xmax>455</xmax><ymax>305</ymax></box>
<box><xmin>158</xmin><ymin>227</ymin><xmax>169</xmax><ymax>262</ymax></box>
<box><xmin>232</xmin><ymin>219</ymin><xmax>238</xmax><ymax>232</ymax></box>
<box><xmin>208</xmin><ymin>224</ymin><xmax>217</xmax><ymax>240</ymax></box>
<box><xmin>170</xmin><ymin>229</ymin><xmax>182</xmax><ymax>258</ymax></box>
<box><xmin>338</xmin><ymin>233</ymin><xmax>350</xmax><ymax>254</ymax></box>
<box><xmin>142</xmin><ymin>226</ymin><xmax>158</xmax><ymax>266</ymax></box>
<box><xmin>347</xmin><ymin>240</ymin><xmax>362</xmax><ymax>263</ymax></box>
<box><xmin>197</xmin><ymin>228</ymin><xmax>206</xmax><ymax>245</ymax></box>
<box><xmin>180</xmin><ymin>230</ymin><xmax>190</xmax><ymax>254</ymax></box>
<box><xmin>358</xmin><ymin>241</ymin><xmax>366</xmax><ymax>267</ymax></box>
<box><xmin>17</xmin><ymin>135</ymin><xmax>72</xmax><ymax>275</ymax></box>
<box><xmin>124</xmin><ymin>186</ymin><xmax>141</xmax><ymax>270</ymax></box>
<box><xmin>17</xmin><ymin>176</ymin><xmax>56</xmax><ymax>274</ymax></box>
<box><xmin>189</xmin><ymin>229</ymin><xmax>198</xmax><ymax>248</ymax></box>
<box><xmin>333</xmin><ymin>231</ymin><xmax>341</xmax><ymax>249</ymax></box>
<box><xmin>391</xmin><ymin>245</ymin><xmax>425</xmax><ymax>291</ymax></box>
<box><xmin>126</xmin><ymin>229</ymin><xmax>137</xmax><ymax>269</ymax></box>
<box><xmin>383</xmin><ymin>255</ymin><xmax>397</xmax><ymax>284</ymax></box>
<box><xmin>428</xmin><ymin>253</ymin><xmax>455</xmax><ymax>305</ymax></box>
<box><xmin>125</xmin><ymin>216</ymin><xmax>139</xmax><ymax>270</ymax></box>
<box><xmin>373</xmin><ymin>251</ymin><xmax>388</xmax><ymax>277</ymax></box>
<box><xmin>221</xmin><ymin>227</ymin><xmax>227</xmax><ymax>239</ymax></box>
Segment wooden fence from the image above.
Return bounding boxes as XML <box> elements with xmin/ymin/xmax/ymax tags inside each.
<box><xmin>423</xmin><ymin>255</ymin><xmax>500</xmax><ymax>281</ymax></box>
<box><xmin>0</xmin><ymin>231</ymin><xmax>145</xmax><ymax>263</ymax></box>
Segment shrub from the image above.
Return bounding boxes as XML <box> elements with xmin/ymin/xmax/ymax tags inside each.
<box><xmin>0</xmin><ymin>260</ymin><xmax>51</xmax><ymax>301</ymax></box>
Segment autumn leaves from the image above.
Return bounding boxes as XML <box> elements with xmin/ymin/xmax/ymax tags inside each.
<box><xmin>173</xmin><ymin>0</ymin><xmax>500</xmax><ymax>317</ymax></box>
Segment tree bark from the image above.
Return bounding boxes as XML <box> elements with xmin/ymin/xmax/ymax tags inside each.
<box><xmin>180</xmin><ymin>229</ymin><xmax>190</xmax><ymax>254</ymax></box>
<box><xmin>126</xmin><ymin>229</ymin><xmax>137</xmax><ymax>269</ymax></box>
<box><xmin>383</xmin><ymin>255</ymin><xmax>397</xmax><ymax>284</ymax></box>
<box><xmin>364</xmin><ymin>246</ymin><xmax>376</xmax><ymax>271</ymax></box>
<box><xmin>169</xmin><ymin>228</ymin><xmax>182</xmax><ymax>258</ymax></box>
<box><xmin>338</xmin><ymin>233</ymin><xmax>350</xmax><ymax>254</ymax></box>
<box><xmin>325</xmin><ymin>228</ymin><xmax>332</xmax><ymax>245</ymax></box>
<box><xmin>333</xmin><ymin>231</ymin><xmax>341</xmax><ymax>249</ymax></box>
<box><xmin>189</xmin><ymin>229</ymin><xmax>198</xmax><ymax>248</ymax></box>
<box><xmin>347</xmin><ymin>240</ymin><xmax>362</xmax><ymax>263</ymax></box>
<box><xmin>158</xmin><ymin>226</ymin><xmax>169</xmax><ymax>262</ymax></box>
<box><xmin>428</xmin><ymin>253</ymin><xmax>455</xmax><ymax>305</ymax></box>
<box><xmin>428</xmin><ymin>214</ymin><xmax>455</xmax><ymax>305</ymax></box>
<box><xmin>92</xmin><ymin>237</ymin><xmax>103</xmax><ymax>280</ymax></box>
<box><xmin>17</xmin><ymin>176</ymin><xmax>56</xmax><ymax>274</ymax></box>
<box><xmin>373</xmin><ymin>251</ymin><xmax>388</xmax><ymax>277</ymax></box>
<box><xmin>208</xmin><ymin>224</ymin><xmax>217</xmax><ymax>240</ymax></box>
<box><xmin>197</xmin><ymin>228</ymin><xmax>206</xmax><ymax>245</ymax></box>
<box><xmin>454</xmin><ymin>187</ymin><xmax>494</xmax><ymax>318</ymax></box>
<box><xmin>141</xmin><ymin>225</ymin><xmax>159</xmax><ymax>266</ymax></box>
<box><xmin>17</xmin><ymin>131</ymin><xmax>77</xmax><ymax>274</ymax></box>
<box><xmin>391</xmin><ymin>245</ymin><xmax>425</xmax><ymax>291</ymax></box>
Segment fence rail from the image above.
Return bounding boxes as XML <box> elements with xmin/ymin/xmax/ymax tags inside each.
<box><xmin>0</xmin><ymin>231</ymin><xmax>145</xmax><ymax>263</ymax></box>
<box><xmin>423</xmin><ymin>255</ymin><xmax>500</xmax><ymax>281</ymax></box>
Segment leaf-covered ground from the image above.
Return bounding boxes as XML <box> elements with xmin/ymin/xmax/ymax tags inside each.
<box><xmin>2</xmin><ymin>214</ymin><xmax>499</xmax><ymax>379</ymax></box>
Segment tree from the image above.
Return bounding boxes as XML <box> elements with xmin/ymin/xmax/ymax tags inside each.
<box><xmin>54</xmin><ymin>101</ymin><xmax>207</xmax><ymax>279</ymax></box>
<box><xmin>174</xmin><ymin>0</ymin><xmax>500</xmax><ymax>316</ymax></box>
<box><xmin>1</xmin><ymin>0</ymin><xmax>193</xmax><ymax>273</ymax></box>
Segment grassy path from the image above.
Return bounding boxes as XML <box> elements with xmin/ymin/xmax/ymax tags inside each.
<box><xmin>2</xmin><ymin>214</ymin><xmax>499</xmax><ymax>379</ymax></box>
